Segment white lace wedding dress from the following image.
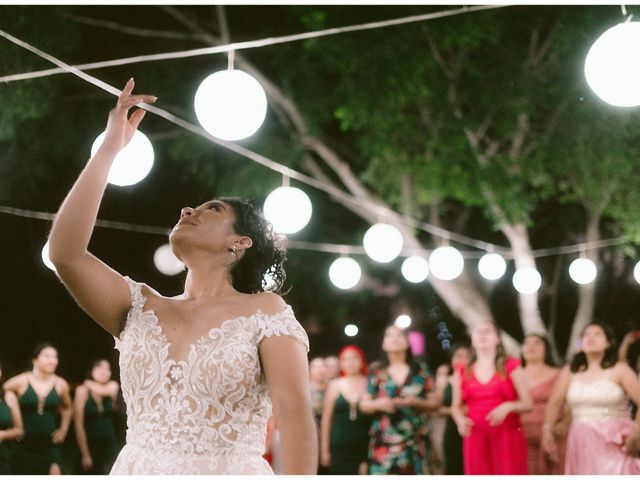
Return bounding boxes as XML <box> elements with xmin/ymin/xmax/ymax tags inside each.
<box><xmin>109</xmin><ymin>277</ymin><xmax>309</xmax><ymax>474</ymax></box>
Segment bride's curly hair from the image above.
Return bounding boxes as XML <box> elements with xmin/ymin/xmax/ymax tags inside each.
<box><xmin>219</xmin><ymin>197</ymin><xmax>287</xmax><ymax>294</ymax></box>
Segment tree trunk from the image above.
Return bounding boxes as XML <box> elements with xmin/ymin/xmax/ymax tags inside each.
<box><xmin>565</xmin><ymin>212</ymin><xmax>601</xmax><ymax>360</ymax></box>
<box><xmin>501</xmin><ymin>223</ymin><xmax>545</xmax><ymax>334</ymax></box>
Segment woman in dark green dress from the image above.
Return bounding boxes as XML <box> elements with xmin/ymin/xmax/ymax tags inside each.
<box><xmin>360</xmin><ymin>325</ymin><xmax>441</xmax><ymax>475</ymax></box>
<box><xmin>74</xmin><ymin>358</ymin><xmax>120</xmax><ymax>474</ymax></box>
<box><xmin>440</xmin><ymin>344</ymin><xmax>471</xmax><ymax>475</ymax></box>
<box><xmin>0</xmin><ymin>364</ymin><xmax>24</xmax><ymax>474</ymax></box>
<box><xmin>4</xmin><ymin>343</ymin><xmax>73</xmax><ymax>475</ymax></box>
<box><xmin>320</xmin><ymin>345</ymin><xmax>371</xmax><ymax>474</ymax></box>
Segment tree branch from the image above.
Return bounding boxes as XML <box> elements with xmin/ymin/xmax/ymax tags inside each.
<box><xmin>63</xmin><ymin>13</ymin><xmax>210</xmax><ymax>42</ymax></box>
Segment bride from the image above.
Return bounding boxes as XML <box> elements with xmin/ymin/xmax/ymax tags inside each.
<box><xmin>48</xmin><ymin>78</ymin><xmax>318</xmax><ymax>474</ymax></box>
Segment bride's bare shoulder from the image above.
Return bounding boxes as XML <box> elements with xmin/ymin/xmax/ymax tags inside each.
<box><xmin>249</xmin><ymin>291</ymin><xmax>287</xmax><ymax>316</ymax></box>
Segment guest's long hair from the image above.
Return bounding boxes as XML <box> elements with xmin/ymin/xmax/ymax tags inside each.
<box><xmin>466</xmin><ymin>322</ymin><xmax>507</xmax><ymax>378</ymax></box>
<box><xmin>570</xmin><ymin>321</ymin><xmax>618</xmax><ymax>373</ymax></box>
<box><xmin>338</xmin><ymin>345</ymin><xmax>368</xmax><ymax>376</ymax></box>
<box><xmin>376</xmin><ymin>325</ymin><xmax>421</xmax><ymax>376</ymax></box>
<box><xmin>521</xmin><ymin>333</ymin><xmax>556</xmax><ymax>367</ymax></box>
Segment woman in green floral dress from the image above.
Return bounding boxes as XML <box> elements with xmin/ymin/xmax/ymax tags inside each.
<box><xmin>360</xmin><ymin>325</ymin><xmax>441</xmax><ymax>474</ymax></box>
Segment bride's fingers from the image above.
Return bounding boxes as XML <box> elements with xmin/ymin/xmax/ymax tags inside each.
<box><xmin>118</xmin><ymin>78</ymin><xmax>135</xmax><ymax>101</ymax></box>
<box><xmin>129</xmin><ymin>109</ymin><xmax>146</xmax><ymax>130</ymax></box>
<box><xmin>119</xmin><ymin>95</ymin><xmax>157</xmax><ymax>110</ymax></box>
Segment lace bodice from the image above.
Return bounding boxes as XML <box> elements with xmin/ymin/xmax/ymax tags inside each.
<box><xmin>110</xmin><ymin>276</ymin><xmax>309</xmax><ymax>474</ymax></box>
<box><xmin>567</xmin><ymin>377</ymin><xmax>631</xmax><ymax>423</ymax></box>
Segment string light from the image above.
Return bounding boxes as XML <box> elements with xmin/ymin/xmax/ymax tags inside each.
<box><xmin>568</xmin><ymin>258</ymin><xmax>597</xmax><ymax>285</ymax></box>
<box><xmin>633</xmin><ymin>261</ymin><xmax>640</xmax><ymax>284</ymax></box>
<box><xmin>363</xmin><ymin>223</ymin><xmax>404</xmax><ymax>263</ymax></box>
<box><xmin>41</xmin><ymin>242</ymin><xmax>56</xmax><ymax>272</ymax></box>
<box><xmin>2</xmin><ymin>19</ymin><xmax>640</xmax><ymax>296</ymax></box>
<box><xmin>429</xmin><ymin>246</ymin><xmax>464</xmax><ymax>281</ymax></box>
<box><xmin>344</xmin><ymin>324</ymin><xmax>359</xmax><ymax>337</ymax></box>
<box><xmin>329</xmin><ymin>257</ymin><xmax>362</xmax><ymax>290</ymax></box>
<box><xmin>401</xmin><ymin>256</ymin><xmax>430</xmax><ymax>283</ymax></box>
<box><xmin>90</xmin><ymin>130</ymin><xmax>154</xmax><ymax>186</ymax></box>
<box><xmin>263</xmin><ymin>186</ymin><xmax>313</xmax><ymax>234</ymax></box>
<box><xmin>153</xmin><ymin>244</ymin><xmax>184</xmax><ymax>276</ymax></box>
<box><xmin>194</xmin><ymin>69</ymin><xmax>267</xmax><ymax>141</ymax></box>
<box><xmin>585</xmin><ymin>19</ymin><xmax>640</xmax><ymax>107</ymax></box>
<box><xmin>394</xmin><ymin>314</ymin><xmax>412</xmax><ymax>329</ymax></box>
<box><xmin>478</xmin><ymin>252</ymin><xmax>507</xmax><ymax>280</ymax></box>
<box><xmin>512</xmin><ymin>267</ymin><xmax>542</xmax><ymax>294</ymax></box>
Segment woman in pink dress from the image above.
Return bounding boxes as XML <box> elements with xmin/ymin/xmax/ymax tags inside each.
<box><xmin>520</xmin><ymin>333</ymin><xmax>567</xmax><ymax>474</ymax></box>
<box><xmin>451</xmin><ymin>321</ymin><xmax>532</xmax><ymax>474</ymax></box>
<box><xmin>543</xmin><ymin>322</ymin><xmax>640</xmax><ymax>474</ymax></box>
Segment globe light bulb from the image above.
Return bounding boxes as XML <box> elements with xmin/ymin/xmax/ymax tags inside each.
<box><xmin>478</xmin><ymin>253</ymin><xmax>507</xmax><ymax>281</ymax></box>
<box><xmin>263</xmin><ymin>186</ymin><xmax>312</xmax><ymax>234</ymax></box>
<box><xmin>394</xmin><ymin>314</ymin><xmax>412</xmax><ymax>329</ymax></box>
<box><xmin>363</xmin><ymin>223</ymin><xmax>403</xmax><ymax>263</ymax></box>
<box><xmin>329</xmin><ymin>257</ymin><xmax>362</xmax><ymax>290</ymax></box>
<box><xmin>194</xmin><ymin>69</ymin><xmax>268</xmax><ymax>141</ymax></box>
<box><xmin>41</xmin><ymin>242</ymin><xmax>56</xmax><ymax>272</ymax></box>
<box><xmin>585</xmin><ymin>21</ymin><xmax>640</xmax><ymax>107</ymax></box>
<box><xmin>634</xmin><ymin>261</ymin><xmax>640</xmax><ymax>284</ymax></box>
<box><xmin>568</xmin><ymin>258</ymin><xmax>597</xmax><ymax>285</ymax></box>
<box><xmin>91</xmin><ymin>130</ymin><xmax>154</xmax><ymax>186</ymax></box>
<box><xmin>153</xmin><ymin>244</ymin><xmax>184</xmax><ymax>276</ymax></box>
<box><xmin>512</xmin><ymin>267</ymin><xmax>542</xmax><ymax>294</ymax></box>
<box><xmin>344</xmin><ymin>324</ymin><xmax>359</xmax><ymax>337</ymax></box>
<box><xmin>401</xmin><ymin>256</ymin><xmax>430</xmax><ymax>283</ymax></box>
<box><xmin>429</xmin><ymin>246</ymin><xmax>464</xmax><ymax>281</ymax></box>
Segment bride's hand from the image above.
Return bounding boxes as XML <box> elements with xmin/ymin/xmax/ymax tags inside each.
<box><xmin>100</xmin><ymin>78</ymin><xmax>157</xmax><ymax>153</ymax></box>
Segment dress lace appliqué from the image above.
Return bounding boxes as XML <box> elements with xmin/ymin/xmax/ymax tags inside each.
<box><xmin>110</xmin><ymin>276</ymin><xmax>309</xmax><ymax>475</ymax></box>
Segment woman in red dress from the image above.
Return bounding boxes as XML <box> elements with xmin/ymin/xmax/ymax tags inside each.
<box><xmin>451</xmin><ymin>321</ymin><xmax>532</xmax><ymax>474</ymax></box>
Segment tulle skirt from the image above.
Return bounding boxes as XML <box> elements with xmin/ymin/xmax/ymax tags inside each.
<box><xmin>565</xmin><ymin>419</ymin><xmax>640</xmax><ymax>475</ymax></box>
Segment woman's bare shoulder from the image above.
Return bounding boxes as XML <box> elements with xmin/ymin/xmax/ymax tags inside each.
<box><xmin>248</xmin><ymin>291</ymin><xmax>287</xmax><ymax>316</ymax></box>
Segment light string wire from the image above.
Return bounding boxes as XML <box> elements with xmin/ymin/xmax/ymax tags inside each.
<box><xmin>0</xmin><ymin>204</ymin><xmax>628</xmax><ymax>260</ymax></box>
<box><xmin>0</xmin><ymin>5</ymin><xmax>508</xmax><ymax>84</ymax></box>
<box><xmin>0</xmin><ymin>26</ymin><xmax>507</xmax><ymax>253</ymax></box>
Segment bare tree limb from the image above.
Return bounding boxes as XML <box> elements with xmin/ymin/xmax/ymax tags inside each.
<box><xmin>64</xmin><ymin>13</ymin><xmax>211</xmax><ymax>42</ymax></box>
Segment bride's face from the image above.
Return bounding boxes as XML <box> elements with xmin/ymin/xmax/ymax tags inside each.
<box><xmin>169</xmin><ymin>200</ymin><xmax>240</xmax><ymax>260</ymax></box>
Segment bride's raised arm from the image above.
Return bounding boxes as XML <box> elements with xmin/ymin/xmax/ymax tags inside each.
<box><xmin>48</xmin><ymin>78</ymin><xmax>157</xmax><ymax>337</ymax></box>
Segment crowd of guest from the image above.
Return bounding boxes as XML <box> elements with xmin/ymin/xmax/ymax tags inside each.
<box><xmin>0</xmin><ymin>343</ymin><xmax>120</xmax><ymax>474</ymax></box>
<box><xmin>298</xmin><ymin>320</ymin><xmax>640</xmax><ymax>475</ymax></box>
<box><xmin>4</xmin><ymin>321</ymin><xmax>640</xmax><ymax>475</ymax></box>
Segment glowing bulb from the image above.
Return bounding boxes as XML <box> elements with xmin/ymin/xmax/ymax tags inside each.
<box><xmin>401</xmin><ymin>256</ymin><xmax>430</xmax><ymax>283</ymax></box>
<box><xmin>363</xmin><ymin>223</ymin><xmax>403</xmax><ymax>263</ymax></box>
<box><xmin>634</xmin><ymin>262</ymin><xmax>640</xmax><ymax>284</ymax></box>
<box><xmin>429</xmin><ymin>246</ymin><xmax>464</xmax><ymax>280</ymax></box>
<box><xmin>153</xmin><ymin>244</ymin><xmax>184</xmax><ymax>276</ymax></box>
<box><xmin>41</xmin><ymin>242</ymin><xmax>56</xmax><ymax>272</ymax></box>
<box><xmin>194</xmin><ymin>69</ymin><xmax>268</xmax><ymax>141</ymax></box>
<box><xmin>329</xmin><ymin>257</ymin><xmax>361</xmax><ymax>290</ymax></box>
<box><xmin>512</xmin><ymin>267</ymin><xmax>542</xmax><ymax>294</ymax></box>
<box><xmin>91</xmin><ymin>130</ymin><xmax>154</xmax><ymax>186</ymax></box>
<box><xmin>344</xmin><ymin>324</ymin><xmax>359</xmax><ymax>337</ymax></box>
<box><xmin>478</xmin><ymin>253</ymin><xmax>507</xmax><ymax>281</ymax></box>
<box><xmin>395</xmin><ymin>314</ymin><xmax>412</xmax><ymax>329</ymax></box>
<box><xmin>263</xmin><ymin>186</ymin><xmax>312</xmax><ymax>234</ymax></box>
<box><xmin>585</xmin><ymin>21</ymin><xmax>640</xmax><ymax>107</ymax></box>
<box><xmin>569</xmin><ymin>258</ymin><xmax>597</xmax><ymax>285</ymax></box>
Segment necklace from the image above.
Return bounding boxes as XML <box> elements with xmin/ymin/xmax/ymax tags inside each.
<box><xmin>349</xmin><ymin>401</ymin><xmax>358</xmax><ymax>421</ymax></box>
